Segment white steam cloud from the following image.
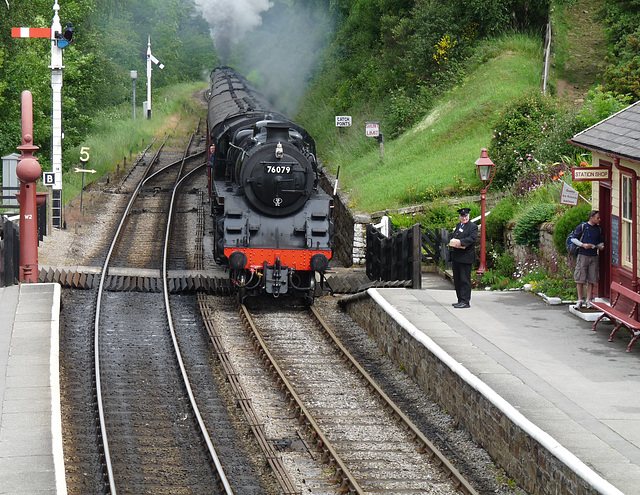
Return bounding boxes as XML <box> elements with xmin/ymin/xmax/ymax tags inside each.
<box><xmin>194</xmin><ymin>0</ymin><xmax>274</xmax><ymax>62</ymax></box>
<box><xmin>194</xmin><ymin>0</ymin><xmax>334</xmax><ymax>116</ymax></box>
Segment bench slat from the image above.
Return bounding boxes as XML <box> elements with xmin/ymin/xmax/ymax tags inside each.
<box><xmin>592</xmin><ymin>284</ymin><xmax>640</xmax><ymax>352</ymax></box>
<box><xmin>611</xmin><ymin>282</ymin><xmax>640</xmax><ymax>303</ymax></box>
<box><xmin>590</xmin><ymin>303</ymin><xmax>640</xmax><ymax>330</ymax></box>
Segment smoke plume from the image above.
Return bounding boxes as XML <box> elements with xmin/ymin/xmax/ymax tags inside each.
<box><xmin>194</xmin><ymin>0</ymin><xmax>274</xmax><ymax>62</ymax></box>
<box><xmin>194</xmin><ymin>0</ymin><xmax>334</xmax><ymax>115</ymax></box>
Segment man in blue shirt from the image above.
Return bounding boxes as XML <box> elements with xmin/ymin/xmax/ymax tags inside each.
<box><xmin>571</xmin><ymin>210</ymin><xmax>605</xmax><ymax>309</ymax></box>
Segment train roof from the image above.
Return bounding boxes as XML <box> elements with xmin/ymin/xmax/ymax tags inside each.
<box><xmin>207</xmin><ymin>67</ymin><xmax>315</xmax><ymax>152</ymax></box>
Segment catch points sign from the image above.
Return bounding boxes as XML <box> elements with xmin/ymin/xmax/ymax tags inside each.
<box><xmin>335</xmin><ymin>115</ymin><xmax>352</xmax><ymax>127</ymax></box>
<box><xmin>365</xmin><ymin>121</ymin><xmax>380</xmax><ymax>137</ymax></box>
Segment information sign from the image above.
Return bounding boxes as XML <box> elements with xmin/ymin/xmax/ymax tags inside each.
<box><xmin>572</xmin><ymin>166</ymin><xmax>610</xmax><ymax>181</ymax></box>
<box><xmin>335</xmin><ymin>116</ymin><xmax>352</xmax><ymax>127</ymax></box>
<box><xmin>43</xmin><ymin>172</ymin><xmax>56</xmax><ymax>187</ymax></box>
<box><xmin>365</xmin><ymin>121</ymin><xmax>380</xmax><ymax>137</ymax></box>
<box><xmin>560</xmin><ymin>181</ymin><xmax>579</xmax><ymax>206</ymax></box>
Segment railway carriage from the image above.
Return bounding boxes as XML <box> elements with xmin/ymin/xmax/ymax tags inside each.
<box><xmin>206</xmin><ymin>67</ymin><xmax>334</xmax><ymax>303</ymax></box>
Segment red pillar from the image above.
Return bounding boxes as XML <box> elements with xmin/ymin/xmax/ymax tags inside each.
<box><xmin>15</xmin><ymin>90</ymin><xmax>42</xmax><ymax>283</ymax></box>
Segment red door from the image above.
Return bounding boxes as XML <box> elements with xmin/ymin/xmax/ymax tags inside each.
<box><xmin>599</xmin><ymin>183</ymin><xmax>612</xmax><ymax>299</ymax></box>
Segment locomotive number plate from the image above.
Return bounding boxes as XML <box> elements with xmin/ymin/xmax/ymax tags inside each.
<box><xmin>265</xmin><ymin>165</ymin><xmax>292</xmax><ymax>174</ymax></box>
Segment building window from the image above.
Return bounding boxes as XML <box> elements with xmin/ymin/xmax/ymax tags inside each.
<box><xmin>622</xmin><ymin>174</ymin><xmax>633</xmax><ymax>268</ymax></box>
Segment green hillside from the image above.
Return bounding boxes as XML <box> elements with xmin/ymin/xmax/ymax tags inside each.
<box><xmin>299</xmin><ymin>35</ymin><xmax>541</xmax><ymax>212</ymax></box>
<box><xmin>295</xmin><ymin>0</ymin><xmax>623</xmax><ymax>214</ymax></box>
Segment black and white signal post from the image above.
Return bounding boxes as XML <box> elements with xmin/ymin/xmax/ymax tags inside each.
<box><xmin>11</xmin><ymin>0</ymin><xmax>73</xmax><ymax>228</ymax></box>
<box><xmin>145</xmin><ymin>36</ymin><xmax>164</xmax><ymax>118</ymax></box>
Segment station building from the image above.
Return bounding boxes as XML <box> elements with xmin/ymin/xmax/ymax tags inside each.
<box><xmin>569</xmin><ymin>100</ymin><xmax>640</xmax><ymax>298</ymax></box>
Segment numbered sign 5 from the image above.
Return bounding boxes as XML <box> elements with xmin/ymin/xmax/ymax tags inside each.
<box><xmin>80</xmin><ymin>146</ymin><xmax>90</xmax><ymax>163</ymax></box>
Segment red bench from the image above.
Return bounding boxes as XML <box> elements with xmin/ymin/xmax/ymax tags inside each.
<box><xmin>591</xmin><ymin>282</ymin><xmax>640</xmax><ymax>352</ymax></box>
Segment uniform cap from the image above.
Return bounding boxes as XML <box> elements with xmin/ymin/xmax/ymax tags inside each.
<box><xmin>457</xmin><ymin>208</ymin><xmax>471</xmax><ymax>216</ymax></box>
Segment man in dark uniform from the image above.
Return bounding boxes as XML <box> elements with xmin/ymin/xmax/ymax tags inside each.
<box><xmin>449</xmin><ymin>207</ymin><xmax>478</xmax><ymax>308</ymax></box>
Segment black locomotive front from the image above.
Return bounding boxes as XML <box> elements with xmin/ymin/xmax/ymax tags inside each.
<box><xmin>206</xmin><ymin>67</ymin><xmax>333</xmax><ymax>303</ymax></box>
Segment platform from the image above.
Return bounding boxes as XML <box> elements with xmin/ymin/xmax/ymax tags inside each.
<box><xmin>0</xmin><ymin>283</ymin><xmax>65</xmax><ymax>494</ymax></box>
<box><xmin>349</xmin><ymin>273</ymin><xmax>640</xmax><ymax>495</ymax></box>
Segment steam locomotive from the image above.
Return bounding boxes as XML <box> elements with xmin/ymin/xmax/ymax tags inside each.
<box><xmin>206</xmin><ymin>67</ymin><xmax>334</xmax><ymax>303</ymax></box>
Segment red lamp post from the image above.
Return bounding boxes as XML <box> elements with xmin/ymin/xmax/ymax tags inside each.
<box><xmin>475</xmin><ymin>148</ymin><xmax>496</xmax><ymax>275</ymax></box>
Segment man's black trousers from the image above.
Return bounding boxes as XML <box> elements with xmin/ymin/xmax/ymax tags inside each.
<box><xmin>452</xmin><ymin>261</ymin><xmax>472</xmax><ymax>305</ymax></box>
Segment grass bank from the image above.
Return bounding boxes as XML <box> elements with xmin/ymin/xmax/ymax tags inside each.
<box><xmin>58</xmin><ymin>81</ymin><xmax>207</xmax><ymax>206</ymax></box>
<box><xmin>298</xmin><ymin>34</ymin><xmax>542</xmax><ymax>212</ymax></box>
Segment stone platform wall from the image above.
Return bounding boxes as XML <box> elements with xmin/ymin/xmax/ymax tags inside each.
<box><xmin>340</xmin><ymin>293</ymin><xmax>606</xmax><ymax>495</ymax></box>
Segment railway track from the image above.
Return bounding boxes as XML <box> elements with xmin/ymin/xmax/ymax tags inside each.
<box><xmin>197</xmin><ymin>291</ymin><xmax>480</xmax><ymax>494</ymax></box>
<box><xmin>190</xmin><ymin>178</ymin><xmax>481</xmax><ymax>494</ymax></box>
<box><xmin>60</xmin><ymin>130</ymin><xmax>271</xmax><ymax>494</ymax></box>
<box><xmin>93</xmin><ymin>132</ymin><xmax>235</xmax><ymax>494</ymax></box>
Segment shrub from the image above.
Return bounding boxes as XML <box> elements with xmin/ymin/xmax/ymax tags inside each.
<box><xmin>512</xmin><ymin>161</ymin><xmax>571</xmax><ymax>198</ymax></box>
<box><xmin>513</xmin><ymin>203</ymin><xmax>558</xmax><ymax>247</ymax></box>
<box><xmin>485</xmin><ymin>197</ymin><xmax>516</xmax><ymax>246</ymax></box>
<box><xmin>553</xmin><ymin>203</ymin><xmax>593</xmax><ymax>254</ymax></box>
<box><xmin>488</xmin><ymin>91</ymin><xmax>559</xmax><ymax>188</ymax></box>
<box><xmin>494</xmin><ymin>252</ymin><xmax>516</xmax><ymax>276</ymax></box>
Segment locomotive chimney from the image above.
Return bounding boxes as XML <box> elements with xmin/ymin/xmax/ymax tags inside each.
<box><xmin>265</xmin><ymin>122</ymin><xmax>290</xmax><ymax>143</ymax></box>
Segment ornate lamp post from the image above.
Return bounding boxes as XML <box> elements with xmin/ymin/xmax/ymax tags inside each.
<box><xmin>475</xmin><ymin>148</ymin><xmax>496</xmax><ymax>275</ymax></box>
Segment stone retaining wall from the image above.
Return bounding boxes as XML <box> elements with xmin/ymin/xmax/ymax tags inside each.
<box><xmin>506</xmin><ymin>221</ymin><xmax>558</xmax><ymax>266</ymax></box>
<box><xmin>340</xmin><ymin>293</ymin><xmax>604</xmax><ymax>495</ymax></box>
<box><xmin>318</xmin><ymin>169</ymin><xmax>368</xmax><ymax>267</ymax></box>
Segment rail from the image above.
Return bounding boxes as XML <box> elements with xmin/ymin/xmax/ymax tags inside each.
<box><xmin>93</xmin><ymin>135</ymin><xmax>230</xmax><ymax>493</ymax></box>
<box><xmin>162</xmin><ymin>147</ymin><xmax>233</xmax><ymax>493</ymax></box>
<box><xmin>93</xmin><ymin>136</ymin><xmax>168</xmax><ymax>494</ymax></box>
<box><xmin>311</xmin><ymin>306</ymin><xmax>479</xmax><ymax>495</ymax></box>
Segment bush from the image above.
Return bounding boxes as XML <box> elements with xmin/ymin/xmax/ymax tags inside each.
<box><xmin>513</xmin><ymin>203</ymin><xmax>558</xmax><ymax>247</ymax></box>
<box><xmin>485</xmin><ymin>197</ymin><xmax>516</xmax><ymax>246</ymax></box>
<box><xmin>553</xmin><ymin>203</ymin><xmax>593</xmax><ymax>254</ymax></box>
<box><xmin>390</xmin><ymin>201</ymin><xmax>474</xmax><ymax>234</ymax></box>
<box><xmin>488</xmin><ymin>91</ymin><xmax>559</xmax><ymax>188</ymax></box>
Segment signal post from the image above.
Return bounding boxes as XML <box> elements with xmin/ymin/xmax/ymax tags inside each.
<box><xmin>11</xmin><ymin>0</ymin><xmax>73</xmax><ymax>229</ymax></box>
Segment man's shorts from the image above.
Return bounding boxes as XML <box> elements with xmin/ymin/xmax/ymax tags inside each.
<box><xmin>574</xmin><ymin>254</ymin><xmax>600</xmax><ymax>284</ymax></box>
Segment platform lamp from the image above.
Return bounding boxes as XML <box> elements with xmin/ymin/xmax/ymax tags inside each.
<box><xmin>475</xmin><ymin>148</ymin><xmax>496</xmax><ymax>275</ymax></box>
<box><xmin>130</xmin><ymin>70</ymin><xmax>137</xmax><ymax>119</ymax></box>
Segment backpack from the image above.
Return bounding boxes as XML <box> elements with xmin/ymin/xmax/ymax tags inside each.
<box><xmin>566</xmin><ymin>222</ymin><xmax>586</xmax><ymax>257</ymax></box>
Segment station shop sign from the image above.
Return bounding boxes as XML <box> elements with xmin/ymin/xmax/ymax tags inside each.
<box><xmin>572</xmin><ymin>166</ymin><xmax>610</xmax><ymax>181</ymax></box>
